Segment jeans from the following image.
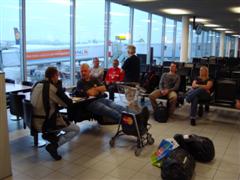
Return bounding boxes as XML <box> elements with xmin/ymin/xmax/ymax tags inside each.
<box><xmin>87</xmin><ymin>98</ymin><xmax>127</xmax><ymax>123</ymax></box>
<box><xmin>186</xmin><ymin>88</ymin><xmax>210</xmax><ymax>119</ymax></box>
<box><xmin>58</xmin><ymin>123</ymin><xmax>80</xmax><ymax>146</ymax></box>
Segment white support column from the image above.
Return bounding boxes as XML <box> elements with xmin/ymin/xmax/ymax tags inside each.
<box><xmin>180</xmin><ymin>16</ymin><xmax>189</xmax><ymax>62</ymax></box>
<box><xmin>234</xmin><ymin>37</ymin><xmax>239</xmax><ymax>58</ymax></box>
<box><xmin>219</xmin><ymin>31</ymin><xmax>225</xmax><ymax>57</ymax></box>
<box><xmin>211</xmin><ymin>31</ymin><xmax>216</xmax><ymax>56</ymax></box>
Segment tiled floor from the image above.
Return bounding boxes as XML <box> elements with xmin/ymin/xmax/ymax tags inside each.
<box><xmin>4</xmin><ymin>96</ymin><xmax>240</xmax><ymax>180</ymax></box>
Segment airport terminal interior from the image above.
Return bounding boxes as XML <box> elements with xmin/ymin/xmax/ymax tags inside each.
<box><xmin>0</xmin><ymin>0</ymin><xmax>240</xmax><ymax>180</ymax></box>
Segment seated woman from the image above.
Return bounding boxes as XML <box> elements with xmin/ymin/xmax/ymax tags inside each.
<box><xmin>186</xmin><ymin>66</ymin><xmax>213</xmax><ymax>126</ymax></box>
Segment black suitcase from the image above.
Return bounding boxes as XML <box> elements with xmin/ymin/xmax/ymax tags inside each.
<box><xmin>161</xmin><ymin>147</ymin><xmax>195</xmax><ymax>180</ymax></box>
<box><xmin>154</xmin><ymin>102</ymin><xmax>168</xmax><ymax>123</ymax></box>
<box><xmin>174</xmin><ymin>134</ymin><xmax>215</xmax><ymax>163</ymax></box>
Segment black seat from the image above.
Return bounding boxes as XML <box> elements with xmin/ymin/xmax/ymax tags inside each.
<box><xmin>5</xmin><ymin>78</ymin><xmax>15</xmax><ymax>84</ymax></box>
<box><xmin>22</xmin><ymin>99</ymin><xmax>46</xmax><ymax>147</ymax></box>
<box><xmin>21</xmin><ymin>81</ymin><xmax>33</xmax><ymax>86</ymax></box>
<box><xmin>9</xmin><ymin>93</ymin><xmax>25</xmax><ymax>124</ymax></box>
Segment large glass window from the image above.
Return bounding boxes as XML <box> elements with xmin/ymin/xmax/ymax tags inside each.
<box><xmin>26</xmin><ymin>0</ymin><xmax>71</xmax><ymax>85</ymax></box>
<box><xmin>0</xmin><ymin>0</ymin><xmax>21</xmax><ymax>82</ymax></box>
<box><xmin>175</xmin><ymin>21</ymin><xmax>182</xmax><ymax>60</ymax></box>
<box><xmin>164</xmin><ymin>18</ymin><xmax>174</xmax><ymax>60</ymax></box>
<box><xmin>75</xmin><ymin>0</ymin><xmax>105</xmax><ymax>82</ymax></box>
<box><xmin>109</xmin><ymin>2</ymin><xmax>130</xmax><ymax>67</ymax></box>
<box><xmin>215</xmin><ymin>32</ymin><xmax>220</xmax><ymax>56</ymax></box>
<box><xmin>133</xmin><ymin>9</ymin><xmax>148</xmax><ymax>55</ymax></box>
<box><xmin>151</xmin><ymin>14</ymin><xmax>163</xmax><ymax>65</ymax></box>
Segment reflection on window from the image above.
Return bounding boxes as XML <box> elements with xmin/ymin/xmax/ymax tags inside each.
<box><xmin>0</xmin><ymin>0</ymin><xmax>21</xmax><ymax>82</ymax></box>
<box><xmin>164</xmin><ymin>18</ymin><xmax>174</xmax><ymax>60</ymax></box>
<box><xmin>133</xmin><ymin>9</ymin><xmax>148</xmax><ymax>55</ymax></box>
<box><xmin>151</xmin><ymin>14</ymin><xmax>163</xmax><ymax>65</ymax></box>
<box><xmin>109</xmin><ymin>2</ymin><xmax>130</xmax><ymax>67</ymax></box>
<box><xmin>26</xmin><ymin>0</ymin><xmax>71</xmax><ymax>85</ymax></box>
<box><xmin>75</xmin><ymin>0</ymin><xmax>105</xmax><ymax>82</ymax></box>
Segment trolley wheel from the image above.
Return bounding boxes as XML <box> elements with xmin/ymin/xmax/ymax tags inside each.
<box><xmin>147</xmin><ymin>134</ymin><xmax>154</xmax><ymax>145</ymax></box>
<box><xmin>109</xmin><ymin>138</ymin><xmax>115</xmax><ymax>147</ymax></box>
<box><xmin>135</xmin><ymin>148</ymin><xmax>142</xmax><ymax>156</ymax></box>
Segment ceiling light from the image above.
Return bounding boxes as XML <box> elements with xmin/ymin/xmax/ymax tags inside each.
<box><xmin>229</xmin><ymin>7</ymin><xmax>240</xmax><ymax>13</ymax></box>
<box><xmin>204</xmin><ymin>24</ymin><xmax>220</xmax><ymax>27</ymax></box>
<box><xmin>225</xmin><ymin>31</ymin><xmax>234</xmax><ymax>34</ymax></box>
<box><xmin>161</xmin><ymin>8</ymin><xmax>192</xmax><ymax>15</ymax></box>
<box><xmin>233</xmin><ymin>35</ymin><xmax>240</xmax><ymax>37</ymax></box>
<box><xmin>189</xmin><ymin>18</ymin><xmax>208</xmax><ymax>23</ymax></box>
<box><xmin>214</xmin><ymin>28</ymin><xmax>228</xmax><ymax>31</ymax></box>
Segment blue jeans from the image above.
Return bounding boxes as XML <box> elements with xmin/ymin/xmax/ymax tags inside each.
<box><xmin>58</xmin><ymin>123</ymin><xmax>80</xmax><ymax>146</ymax></box>
<box><xmin>186</xmin><ymin>88</ymin><xmax>210</xmax><ymax>119</ymax></box>
<box><xmin>87</xmin><ymin>98</ymin><xmax>127</xmax><ymax>123</ymax></box>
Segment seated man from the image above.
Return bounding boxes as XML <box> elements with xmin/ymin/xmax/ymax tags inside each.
<box><xmin>31</xmin><ymin>67</ymin><xmax>80</xmax><ymax>160</ymax></box>
<box><xmin>75</xmin><ymin>63</ymin><xmax>147</xmax><ymax>124</ymax></box>
<box><xmin>105</xmin><ymin>59</ymin><xmax>124</xmax><ymax>101</ymax></box>
<box><xmin>90</xmin><ymin>57</ymin><xmax>104</xmax><ymax>82</ymax></box>
<box><xmin>149</xmin><ymin>62</ymin><xmax>180</xmax><ymax>116</ymax></box>
<box><xmin>185</xmin><ymin>66</ymin><xmax>213</xmax><ymax>126</ymax></box>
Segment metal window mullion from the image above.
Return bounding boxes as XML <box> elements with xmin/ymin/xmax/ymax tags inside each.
<box><xmin>20</xmin><ymin>0</ymin><xmax>26</xmax><ymax>81</ymax></box>
<box><xmin>104</xmin><ymin>0</ymin><xmax>110</xmax><ymax>68</ymax></box>
<box><xmin>129</xmin><ymin>7</ymin><xmax>134</xmax><ymax>45</ymax></box>
<box><xmin>70</xmin><ymin>0</ymin><xmax>75</xmax><ymax>85</ymax></box>
<box><xmin>161</xmin><ymin>17</ymin><xmax>166</xmax><ymax>61</ymax></box>
<box><xmin>172</xmin><ymin>20</ymin><xmax>177</xmax><ymax>59</ymax></box>
<box><xmin>146</xmin><ymin>13</ymin><xmax>152</xmax><ymax>64</ymax></box>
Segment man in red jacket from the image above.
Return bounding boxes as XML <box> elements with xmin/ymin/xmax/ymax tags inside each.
<box><xmin>105</xmin><ymin>59</ymin><xmax>124</xmax><ymax>100</ymax></box>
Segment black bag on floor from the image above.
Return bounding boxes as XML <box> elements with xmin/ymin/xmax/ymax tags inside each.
<box><xmin>161</xmin><ymin>147</ymin><xmax>195</xmax><ymax>180</ymax></box>
<box><xmin>154</xmin><ymin>102</ymin><xmax>168</xmax><ymax>123</ymax></box>
<box><xmin>174</xmin><ymin>134</ymin><xmax>215</xmax><ymax>163</ymax></box>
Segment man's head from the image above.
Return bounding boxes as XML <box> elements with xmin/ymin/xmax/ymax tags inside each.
<box><xmin>199</xmin><ymin>66</ymin><xmax>209</xmax><ymax>78</ymax></box>
<box><xmin>45</xmin><ymin>66</ymin><xmax>59</xmax><ymax>84</ymax></box>
<box><xmin>127</xmin><ymin>45</ymin><xmax>136</xmax><ymax>56</ymax></box>
<box><xmin>93</xmin><ymin>57</ymin><xmax>100</xmax><ymax>68</ymax></box>
<box><xmin>112</xmin><ymin>59</ymin><xmax>119</xmax><ymax>68</ymax></box>
<box><xmin>80</xmin><ymin>63</ymin><xmax>91</xmax><ymax>80</ymax></box>
<box><xmin>169</xmin><ymin>63</ymin><xmax>177</xmax><ymax>74</ymax></box>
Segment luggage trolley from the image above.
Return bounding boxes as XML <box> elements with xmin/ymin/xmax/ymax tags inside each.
<box><xmin>109</xmin><ymin>82</ymin><xmax>154</xmax><ymax>156</ymax></box>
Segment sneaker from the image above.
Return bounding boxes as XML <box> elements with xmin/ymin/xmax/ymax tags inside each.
<box><xmin>46</xmin><ymin>144</ymin><xmax>62</xmax><ymax>161</ymax></box>
<box><xmin>198</xmin><ymin>105</ymin><xmax>203</xmax><ymax>117</ymax></box>
<box><xmin>190</xmin><ymin>118</ymin><xmax>196</xmax><ymax>126</ymax></box>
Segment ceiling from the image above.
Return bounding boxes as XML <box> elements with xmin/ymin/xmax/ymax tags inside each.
<box><xmin>111</xmin><ymin>0</ymin><xmax>240</xmax><ymax>35</ymax></box>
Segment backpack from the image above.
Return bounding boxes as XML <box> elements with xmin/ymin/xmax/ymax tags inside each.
<box><xmin>161</xmin><ymin>147</ymin><xmax>195</xmax><ymax>180</ymax></box>
<box><xmin>154</xmin><ymin>102</ymin><xmax>168</xmax><ymax>123</ymax></box>
<box><xmin>174</xmin><ymin>134</ymin><xmax>215</xmax><ymax>163</ymax></box>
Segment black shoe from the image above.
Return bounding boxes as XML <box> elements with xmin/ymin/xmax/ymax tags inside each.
<box><xmin>46</xmin><ymin>144</ymin><xmax>62</xmax><ymax>161</ymax></box>
<box><xmin>198</xmin><ymin>105</ymin><xmax>203</xmax><ymax>117</ymax></box>
<box><xmin>205</xmin><ymin>105</ymin><xmax>209</xmax><ymax>113</ymax></box>
<box><xmin>190</xmin><ymin>118</ymin><xmax>196</xmax><ymax>126</ymax></box>
<box><xmin>42</xmin><ymin>133</ymin><xmax>59</xmax><ymax>144</ymax></box>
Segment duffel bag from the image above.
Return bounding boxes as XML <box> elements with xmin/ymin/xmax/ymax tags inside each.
<box><xmin>174</xmin><ymin>134</ymin><xmax>215</xmax><ymax>163</ymax></box>
<box><xmin>161</xmin><ymin>147</ymin><xmax>195</xmax><ymax>180</ymax></box>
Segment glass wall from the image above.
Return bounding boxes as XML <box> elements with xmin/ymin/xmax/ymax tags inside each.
<box><xmin>0</xmin><ymin>0</ymin><xmax>21</xmax><ymax>82</ymax></box>
<box><xmin>164</xmin><ymin>18</ymin><xmax>174</xmax><ymax>60</ymax></box>
<box><xmin>175</xmin><ymin>21</ymin><xmax>182</xmax><ymax>60</ymax></box>
<box><xmin>75</xmin><ymin>0</ymin><xmax>105</xmax><ymax>81</ymax></box>
<box><xmin>151</xmin><ymin>14</ymin><xmax>163</xmax><ymax>65</ymax></box>
<box><xmin>26</xmin><ymin>0</ymin><xmax>71</xmax><ymax>85</ymax></box>
<box><xmin>109</xmin><ymin>2</ymin><xmax>130</xmax><ymax>67</ymax></box>
<box><xmin>133</xmin><ymin>9</ymin><xmax>148</xmax><ymax>55</ymax></box>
